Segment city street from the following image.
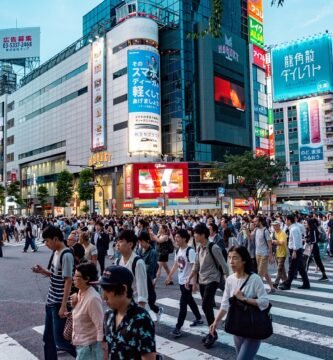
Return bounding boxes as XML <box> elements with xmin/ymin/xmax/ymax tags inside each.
<box><xmin>0</xmin><ymin>240</ymin><xmax>332</xmax><ymax>360</ymax></box>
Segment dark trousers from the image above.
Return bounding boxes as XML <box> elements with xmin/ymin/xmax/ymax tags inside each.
<box><xmin>43</xmin><ymin>303</ymin><xmax>76</xmax><ymax>360</ymax></box>
<box><xmin>176</xmin><ymin>284</ymin><xmax>202</xmax><ymax>330</ymax></box>
<box><xmin>199</xmin><ymin>281</ymin><xmax>218</xmax><ymax>327</ymax></box>
<box><xmin>23</xmin><ymin>236</ymin><xmax>36</xmax><ymax>251</ymax></box>
<box><xmin>147</xmin><ymin>277</ymin><xmax>159</xmax><ymax>313</ymax></box>
<box><xmin>330</xmin><ymin>236</ymin><xmax>333</xmax><ymax>256</ymax></box>
<box><xmin>0</xmin><ymin>244</ymin><xmax>3</xmax><ymax>257</ymax></box>
<box><xmin>285</xmin><ymin>248</ymin><xmax>310</xmax><ymax>288</ymax></box>
<box><xmin>305</xmin><ymin>243</ymin><xmax>326</xmax><ymax>275</ymax></box>
<box><xmin>97</xmin><ymin>254</ymin><xmax>105</xmax><ymax>275</ymax></box>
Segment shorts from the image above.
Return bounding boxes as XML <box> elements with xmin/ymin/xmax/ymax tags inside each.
<box><xmin>256</xmin><ymin>255</ymin><xmax>269</xmax><ymax>276</ymax></box>
<box><xmin>158</xmin><ymin>253</ymin><xmax>169</xmax><ymax>262</ymax></box>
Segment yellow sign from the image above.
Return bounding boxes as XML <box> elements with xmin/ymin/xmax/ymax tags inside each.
<box><xmin>88</xmin><ymin>151</ymin><xmax>112</xmax><ymax>167</ymax></box>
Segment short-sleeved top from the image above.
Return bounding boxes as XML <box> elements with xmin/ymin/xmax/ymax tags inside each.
<box><xmin>84</xmin><ymin>243</ymin><xmax>98</xmax><ymax>261</ymax></box>
<box><xmin>46</xmin><ymin>248</ymin><xmax>74</xmax><ymax>305</ymax></box>
<box><xmin>255</xmin><ymin>228</ymin><xmax>271</xmax><ymax>256</ymax></box>
<box><xmin>274</xmin><ymin>230</ymin><xmax>288</xmax><ymax>258</ymax></box>
<box><xmin>104</xmin><ymin>300</ymin><xmax>156</xmax><ymax>360</ymax></box>
<box><xmin>175</xmin><ymin>246</ymin><xmax>196</xmax><ymax>285</ymax></box>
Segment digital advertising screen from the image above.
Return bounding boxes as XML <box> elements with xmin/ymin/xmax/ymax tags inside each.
<box><xmin>132</xmin><ymin>163</ymin><xmax>188</xmax><ymax>199</ymax></box>
<box><xmin>272</xmin><ymin>34</ymin><xmax>333</xmax><ymax>102</ymax></box>
<box><xmin>214</xmin><ymin>76</ymin><xmax>246</xmax><ymax>111</ymax></box>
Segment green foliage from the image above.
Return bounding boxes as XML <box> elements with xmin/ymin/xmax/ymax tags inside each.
<box><xmin>81</xmin><ymin>204</ymin><xmax>90</xmax><ymax>214</ymax></box>
<box><xmin>37</xmin><ymin>185</ymin><xmax>49</xmax><ymax>208</ymax></box>
<box><xmin>78</xmin><ymin>169</ymin><xmax>94</xmax><ymax>201</ymax></box>
<box><xmin>271</xmin><ymin>0</ymin><xmax>285</xmax><ymax>6</ymax></box>
<box><xmin>56</xmin><ymin>170</ymin><xmax>74</xmax><ymax>208</ymax></box>
<box><xmin>0</xmin><ymin>184</ymin><xmax>5</xmax><ymax>208</ymax></box>
<box><xmin>217</xmin><ymin>151</ymin><xmax>287</xmax><ymax>213</ymax></box>
<box><xmin>7</xmin><ymin>181</ymin><xmax>24</xmax><ymax>206</ymax></box>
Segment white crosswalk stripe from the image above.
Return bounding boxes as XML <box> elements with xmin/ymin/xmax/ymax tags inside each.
<box><xmin>1</xmin><ymin>265</ymin><xmax>332</xmax><ymax>360</ymax></box>
<box><xmin>3</xmin><ymin>239</ymin><xmax>44</xmax><ymax>248</ymax></box>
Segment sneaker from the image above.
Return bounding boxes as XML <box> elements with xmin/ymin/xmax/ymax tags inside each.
<box><xmin>318</xmin><ymin>276</ymin><xmax>329</xmax><ymax>282</ymax></box>
<box><xmin>189</xmin><ymin>319</ymin><xmax>204</xmax><ymax>327</ymax></box>
<box><xmin>201</xmin><ymin>334</ymin><xmax>209</xmax><ymax>343</ymax></box>
<box><xmin>156</xmin><ymin>307</ymin><xmax>164</xmax><ymax>322</ymax></box>
<box><xmin>272</xmin><ymin>283</ymin><xmax>278</xmax><ymax>289</ymax></box>
<box><xmin>204</xmin><ymin>333</ymin><xmax>218</xmax><ymax>348</ymax></box>
<box><xmin>267</xmin><ymin>288</ymin><xmax>276</xmax><ymax>294</ymax></box>
<box><xmin>297</xmin><ymin>285</ymin><xmax>310</xmax><ymax>289</ymax></box>
<box><xmin>278</xmin><ymin>283</ymin><xmax>290</xmax><ymax>290</ymax></box>
<box><xmin>171</xmin><ymin>328</ymin><xmax>182</xmax><ymax>338</ymax></box>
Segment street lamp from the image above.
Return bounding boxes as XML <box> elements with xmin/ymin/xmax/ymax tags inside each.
<box><xmin>67</xmin><ymin>160</ymin><xmax>96</xmax><ymax>216</ymax></box>
<box><xmin>161</xmin><ymin>180</ymin><xmax>167</xmax><ymax>216</ymax></box>
<box><xmin>27</xmin><ymin>191</ymin><xmax>31</xmax><ymax>216</ymax></box>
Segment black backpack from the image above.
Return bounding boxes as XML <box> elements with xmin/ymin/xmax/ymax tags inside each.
<box><xmin>175</xmin><ymin>246</ymin><xmax>193</xmax><ymax>262</ymax></box>
<box><xmin>47</xmin><ymin>248</ymin><xmax>74</xmax><ymax>273</ymax></box>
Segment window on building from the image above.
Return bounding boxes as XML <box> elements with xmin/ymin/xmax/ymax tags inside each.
<box><xmin>113</xmin><ymin>94</ymin><xmax>127</xmax><ymax>105</ymax></box>
<box><xmin>113</xmin><ymin>121</ymin><xmax>128</xmax><ymax>131</ymax></box>
<box><xmin>6</xmin><ymin>153</ymin><xmax>14</xmax><ymax>162</ymax></box>
<box><xmin>6</xmin><ymin>118</ymin><xmax>14</xmax><ymax>129</ymax></box>
<box><xmin>113</xmin><ymin>67</ymin><xmax>127</xmax><ymax>79</ymax></box>
<box><xmin>6</xmin><ymin>135</ymin><xmax>14</xmax><ymax>146</ymax></box>
<box><xmin>7</xmin><ymin>101</ymin><xmax>14</xmax><ymax>112</ymax></box>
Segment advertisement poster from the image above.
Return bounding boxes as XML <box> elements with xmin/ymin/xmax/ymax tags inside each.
<box><xmin>298</xmin><ymin>99</ymin><xmax>323</xmax><ymax>162</ymax></box>
<box><xmin>124</xmin><ymin>164</ymin><xmax>133</xmax><ymax>199</ymax></box>
<box><xmin>132</xmin><ymin>163</ymin><xmax>188</xmax><ymax>199</ymax></box>
<box><xmin>214</xmin><ymin>76</ymin><xmax>245</xmax><ymax>111</ymax></box>
<box><xmin>248</xmin><ymin>17</ymin><xmax>264</xmax><ymax>48</ymax></box>
<box><xmin>128</xmin><ymin>49</ymin><xmax>161</xmax><ymax>154</ymax></box>
<box><xmin>272</xmin><ymin>34</ymin><xmax>333</xmax><ymax>102</ymax></box>
<box><xmin>0</xmin><ymin>27</ymin><xmax>40</xmax><ymax>60</ymax></box>
<box><xmin>91</xmin><ymin>38</ymin><xmax>106</xmax><ymax>151</ymax></box>
<box><xmin>248</xmin><ymin>0</ymin><xmax>263</xmax><ymax>23</ymax></box>
<box><xmin>253</xmin><ymin>45</ymin><xmax>266</xmax><ymax>70</ymax></box>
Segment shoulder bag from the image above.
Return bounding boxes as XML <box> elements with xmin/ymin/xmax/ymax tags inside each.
<box><xmin>224</xmin><ymin>273</ymin><xmax>273</xmax><ymax>340</ymax></box>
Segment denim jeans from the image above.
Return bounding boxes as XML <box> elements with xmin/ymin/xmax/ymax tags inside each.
<box><xmin>234</xmin><ymin>335</ymin><xmax>261</xmax><ymax>360</ymax></box>
<box><xmin>76</xmin><ymin>342</ymin><xmax>103</xmax><ymax>360</ymax></box>
<box><xmin>43</xmin><ymin>303</ymin><xmax>76</xmax><ymax>360</ymax></box>
<box><xmin>176</xmin><ymin>284</ymin><xmax>202</xmax><ymax>329</ymax></box>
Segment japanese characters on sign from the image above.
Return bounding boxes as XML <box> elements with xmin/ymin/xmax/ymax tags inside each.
<box><xmin>0</xmin><ymin>27</ymin><xmax>40</xmax><ymax>60</ymax></box>
<box><xmin>128</xmin><ymin>49</ymin><xmax>161</xmax><ymax>154</ymax></box>
<box><xmin>253</xmin><ymin>45</ymin><xmax>266</xmax><ymax>70</ymax></box>
<box><xmin>298</xmin><ymin>99</ymin><xmax>324</xmax><ymax>162</ymax></box>
<box><xmin>218</xmin><ymin>34</ymin><xmax>240</xmax><ymax>63</ymax></box>
<box><xmin>272</xmin><ymin>35</ymin><xmax>333</xmax><ymax>102</ymax></box>
<box><xmin>248</xmin><ymin>0</ymin><xmax>263</xmax><ymax>23</ymax></box>
<box><xmin>249</xmin><ymin>16</ymin><xmax>264</xmax><ymax>49</ymax></box>
<box><xmin>124</xmin><ymin>164</ymin><xmax>133</xmax><ymax>200</ymax></box>
<box><xmin>91</xmin><ymin>38</ymin><xmax>106</xmax><ymax>151</ymax></box>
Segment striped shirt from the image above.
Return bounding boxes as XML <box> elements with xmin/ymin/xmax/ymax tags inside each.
<box><xmin>46</xmin><ymin>249</ymin><xmax>74</xmax><ymax>305</ymax></box>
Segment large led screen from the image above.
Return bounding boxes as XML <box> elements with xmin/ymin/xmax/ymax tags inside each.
<box><xmin>214</xmin><ymin>76</ymin><xmax>246</xmax><ymax>111</ymax></box>
<box><xmin>133</xmin><ymin>163</ymin><xmax>188</xmax><ymax>199</ymax></box>
<box><xmin>272</xmin><ymin>34</ymin><xmax>333</xmax><ymax>102</ymax></box>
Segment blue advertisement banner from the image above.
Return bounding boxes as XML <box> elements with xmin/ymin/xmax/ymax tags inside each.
<box><xmin>128</xmin><ymin>50</ymin><xmax>160</xmax><ymax>114</ymax></box>
<box><xmin>272</xmin><ymin>34</ymin><xmax>333</xmax><ymax>102</ymax></box>
<box><xmin>299</xmin><ymin>146</ymin><xmax>323</xmax><ymax>162</ymax></box>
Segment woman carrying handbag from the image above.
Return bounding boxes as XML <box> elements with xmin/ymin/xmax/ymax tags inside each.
<box><xmin>210</xmin><ymin>246</ymin><xmax>272</xmax><ymax>360</ymax></box>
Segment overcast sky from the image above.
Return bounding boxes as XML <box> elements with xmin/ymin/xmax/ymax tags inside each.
<box><xmin>0</xmin><ymin>0</ymin><xmax>332</xmax><ymax>63</ymax></box>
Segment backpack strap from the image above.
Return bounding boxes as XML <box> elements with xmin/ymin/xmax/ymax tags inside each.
<box><xmin>208</xmin><ymin>242</ymin><xmax>223</xmax><ymax>275</ymax></box>
<box><xmin>59</xmin><ymin>249</ymin><xmax>74</xmax><ymax>268</ymax></box>
<box><xmin>186</xmin><ymin>246</ymin><xmax>192</xmax><ymax>262</ymax></box>
<box><xmin>240</xmin><ymin>273</ymin><xmax>252</xmax><ymax>291</ymax></box>
<box><xmin>131</xmin><ymin>255</ymin><xmax>140</xmax><ymax>276</ymax></box>
<box><xmin>47</xmin><ymin>251</ymin><xmax>55</xmax><ymax>270</ymax></box>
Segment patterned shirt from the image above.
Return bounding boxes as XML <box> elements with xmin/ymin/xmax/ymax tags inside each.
<box><xmin>104</xmin><ymin>300</ymin><xmax>156</xmax><ymax>360</ymax></box>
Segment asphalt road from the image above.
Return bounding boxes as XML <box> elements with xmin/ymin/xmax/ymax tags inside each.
<box><xmin>1</xmin><ymin>239</ymin><xmax>333</xmax><ymax>360</ymax></box>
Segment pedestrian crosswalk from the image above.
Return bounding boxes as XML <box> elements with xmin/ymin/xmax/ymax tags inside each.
<box><xmin>0</xmin><ymin>264</ymin><xmax>332</xmax><ymax>360</ymax></box>
<box><xmin>3</xmin><ymin>238</ymin><xmax>44</xmax><ymax>248</ymax></box>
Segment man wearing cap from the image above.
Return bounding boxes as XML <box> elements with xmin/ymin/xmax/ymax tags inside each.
<box><xmin>99</xmin><ymin>265</ymin><xmax>156</xmax><ymax>360</ymax></box>
<box><xmin>91</xmin><ymin>221</ymin><xmax>110</xmax><ymax>274</ymax></box>
<box><xmin>271</xmin><ymin>221</ymin><xmax>288</xmax><ymax>289</ymax></box>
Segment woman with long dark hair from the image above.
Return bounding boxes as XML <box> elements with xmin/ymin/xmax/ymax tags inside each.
<box><xmin>210</xmin><ymin>246</ymin><xmax>269</xmax><ymax>360</ymax></box>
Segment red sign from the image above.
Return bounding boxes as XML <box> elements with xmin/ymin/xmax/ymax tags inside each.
<box><xmin>132</xmin><ymin>163</ymin><xmax>189</xmax><ymax>199</ymax></box>
<box><xmin>123</xmin><ymin>201</ymin><xmax>134</xmax><ymax>209</ymax></box>
<box><xmin>256</xmin><ymin>147</ymin><xmax>270</xmax><ymax>157</ymax></box>
<box><xmin>253</xmin><ymin>45</ymin><xmax>266</xmax><ymax>70</ymax></box>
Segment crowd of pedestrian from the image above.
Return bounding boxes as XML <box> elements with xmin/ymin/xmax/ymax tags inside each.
<box><xmin>3</xmin><ymin>210</ymin><xmax>332</xmax><ymax>359</ymax></box>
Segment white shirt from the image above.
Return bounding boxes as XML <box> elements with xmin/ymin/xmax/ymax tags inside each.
<box><xmin>220</xmin><ymin>273</ymin><xmax>269</xmax><ymax>312</ymax></box>
<box><xmin>288</xmin><ymin>223</ymin><xmax>303</xmax><ymax>250</ymax></box>
<box><xmin>175</xmin><ymin>246</ymin><xmax>196</xmax><ymax>285</ymax></box>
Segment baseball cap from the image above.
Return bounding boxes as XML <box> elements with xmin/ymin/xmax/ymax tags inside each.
<box><xmin>93</xmin><ymin>265</ymin><xmax>133</xmax><ymax>287</ymax></box>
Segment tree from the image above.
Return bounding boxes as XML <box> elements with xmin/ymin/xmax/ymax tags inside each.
<box><xmin>37</xmin><ymin>185</ymin><xmax>49</xmax><ymax>213</ymax></box>
<box><xmin>217</xmin><ymin>151</ymin><xmax>287</xmax><ymax>214</ymax></box>
<box><xmin>7</xmin><ymin>181</ymin><xmax>24</xmax><ymax>207</ymax></box>
<box><xmin>78</xmin><ymin>169</ymin><xmax>94</xmax><ymax>202</ymax></box>
<box><xmin>195</xmin><ymin>0</ymin><xmax>285</xmax><ymax>39</ymax></box>
<box><xmin>56</xmin><ymin>170</ymin><xmax>74</xmax><ymax>208</ymax></box>
<box><xmin>81</xmin><ymin>204</ymin><xmax>90</xmax><ymax>214</ymax></box>
<box><xmin>0</xmin><ymin>184</ymin><xmax>5</xmax><ymax>210</ymax></box>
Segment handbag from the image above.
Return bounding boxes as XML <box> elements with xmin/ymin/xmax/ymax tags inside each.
<box><xmin>63</xmin><ymin>312</ymin><xmax>73</xmax><ymax>342</ymax></box>
<box><xmin>224</xmin><ymin>273</ymin><xmax>273</xmax><ymax>340</ymax></box>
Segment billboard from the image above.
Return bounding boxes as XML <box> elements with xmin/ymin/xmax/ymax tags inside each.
<box><xmin>91</xmin><ymin>38</ymin><xmax>106</xmax><ymax>151</ymax></box>
<box><xmin>253</xmin><ymin>45</ymin><xmax>266</xmax><ymax>70</ymax></box>
<box><xmin>132</xmin><ymin>163</ymin><xmax>188</xmax><ymax>199</ymax></box>
<box><xmin>214</xmin><ymin>76</ymin><xmax>245</xmax><ymax>111</ymax></box>
<box><xmin>249</xmin><ymin>16</ymin><xmax>264</xmax><ymax>48</ymax></box>
<box><xmin>298</xmin><ymin>99</ymin><xmax>323</xmax><ymax>162</ymax></box>
<box><xmin>248</xmin><ymin>0</ymin><xmax>263</xmax><ymax>23</ymax></box>
<box><xmin>128</xmin><ymin>49</ymin><xmax>161</xmax><ymax>154</ymax></box>
<box><xmin>272</xmin><ymin>34</ymin><xmax>333</xmax><ymax>102</ymax></box>
<box><xmin>0</xmin><ymin>27</ymin><xmax>40</xmax><ymax>60</ymax></box>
